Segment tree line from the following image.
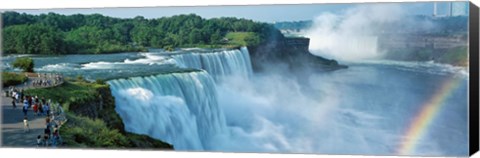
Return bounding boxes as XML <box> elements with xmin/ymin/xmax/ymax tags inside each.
<box><xmin>2</xmin><ymin>11</ymin><xmax>278</xmax><ymax>54</ymax></box>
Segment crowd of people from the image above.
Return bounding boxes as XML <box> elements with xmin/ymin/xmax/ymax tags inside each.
<box><xmin>34</xmin><ymin>117</ymin><xmax>61</xmax><ymax>147</ymax></box>
<box><xmin>6</xmin><ymin>86</ymin><xmax>24</xmax><ymax>109</ymax></box>
<box><xmin>6</xmin><ymin>86</ymin><xmax>65</xmax><ymax>148</ymax></box>
<box><xmin>21</xmin><ymin>95</ymin><xmax>64</xmax><ymax>147</ymax></box>
<box><xmin>30</xmin><ymin>73</ymin><xmax>63</xmax><ymax>87</ymax></box>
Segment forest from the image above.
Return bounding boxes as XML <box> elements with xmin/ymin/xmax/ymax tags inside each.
<box><xmin>2</xmin><ymin>11</ymin><xmax>277</xmax><ymax>54</ymax></box>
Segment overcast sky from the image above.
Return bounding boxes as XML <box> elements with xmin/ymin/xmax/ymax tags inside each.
<box><xmin>6</xmin><ymin>2</ymin><xmax>467</xmax><ymax>23</ymax></box>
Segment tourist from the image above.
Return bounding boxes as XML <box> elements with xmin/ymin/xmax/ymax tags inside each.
<box><xmin>31</xmin><ymin>96</ymin><xmax>35</xmax><ymax>105</ymax></box>
<box><xmin>37</xmin><ymin>135</ymin><xmax>42</xmax><ymax>147</ymax></box>
<box><xmin>11</xmin><ymin>95</ymin><xmax>16</xmax><ymax>104</ymax></box>
<box><xmin>44</xmin><ymin>127</ymin><xmax>51</xmax><ymax>146</ymax></box>
<box><xmin>34</xmin><ymin>96</ymin><xmax>39</xmax><ymax>105</ymax></box>
<box><xmin>50</xmin><ymin>105</ymin><xmax>56</xmax><ymax>122</ymax></box>
<box><xmin>38</xmin><ymin>102</ymin><xmax>44</xmax><ymax>116</ymax></box>
<box><xmin>52</xmin><ymin>125</ymin><xmax>59</xmax><ymax>147</ymax></box>
<box><xmin>44</xmin><ymin>102</ymin><xmax>50</xmax><ymax>116</ymax></box>
<box><xmin>41</xmin><ymin>97</ymin><xmax>46</xmax><ymax>105</ymax></box>
<box><xmin>14</xmin><ymin>92</ymin><xmax>20</xmax><ymax>103</ymax></box>
<box><xmin>9</xmin><ymin>86</ymin><xmax>15</xmax><ymax>97</ymax></box>
<box><xmin>46</xmin><ymin>117</ymin><xmax>53</xmax><ymax>137</ymax></box>
<box><xmin>33</xmin><ymin>103</ymin><xmax>38</xmax><ymax>116</ymax></box>
<box><xmin>15</xmin><ymin>92</ymin><xmax>20</xmax><ymax>103</ymax></box>
<box><xmin>12</xmin><ymin>98</ymin><xmax>16</xmax><ymax>109</ymax></box>
<box><xmin>23</xmin><ymin>117</ymin><xmax>29</xmax><ymax>133</ymax></box>
<box><xmin>19</xmin><ymin>89</ymin><xmax>24</xmax><ymax>102</ymax></box>
<box><xmin>27</xmin><ymin>95</ymin><xmax>32</xmax><ymax>108</ymax></box>
<box><xmin>46</xmin><ymin>117</ymin><xmax>51</xmax><ymax>129</ymax></box>
<box><xmin>22</xmin><ymin>100</ymin><xmax>28</xmax><ymax>116</ymax></box>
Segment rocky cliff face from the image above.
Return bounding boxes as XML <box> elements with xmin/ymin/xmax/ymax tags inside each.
<box><xmin>68</xmin><ymin>85</ymin><xmax>124</xmax><ymax>130</ymax></box>
<box><xmin>67</xmin><ymin>84</ymin><xmax>173</xmax><ymax>149</ymax></box>
<box><xmin>247</xmin><ymin>33</ymin><xmax>347</xmax><ymax>72</ymax></box>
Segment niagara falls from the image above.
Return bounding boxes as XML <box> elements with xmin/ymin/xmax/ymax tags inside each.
<box><xmin>1</xmin><ymin>1</ymin><xmax>471</xmax><ymax>157</ymax></box>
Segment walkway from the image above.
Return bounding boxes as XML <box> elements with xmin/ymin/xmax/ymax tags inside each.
<box><xmin>1</xmin><ymin>73</ymin><xmax>65</xmax><ymax>147</ymax></box>
<box><xmin>1</xmin><ymin>96</ymin><xmax>48</xmax><ymax>147</ymax></box>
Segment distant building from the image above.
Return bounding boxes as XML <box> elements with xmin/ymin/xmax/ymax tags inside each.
<box><xmin>452</xmin><ymin>2</ymin><xmax>468</xmax><ymax>16</ymax></box>
<box><xmin>433</xmin><ymin>2</ymin><xmax>468</xmax><ymax>17</ymax></box>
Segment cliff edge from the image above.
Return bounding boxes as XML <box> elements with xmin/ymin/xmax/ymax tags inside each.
<box><xmin>247</xmin><ymin>30</ymin><xmax>347</xmax><ymax>72</ymax></box>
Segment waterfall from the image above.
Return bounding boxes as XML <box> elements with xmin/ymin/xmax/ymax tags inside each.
<box><xmin>172</xmin><ymin>46</ymin><xmax>253</xmax><ymax>81</ymax></box>
<box><xmin>108</xmin><ymin>70</ymin><xmax>228</xmax><ymax>150</ymax></box>
<box><xmin>107</xmin><ymin>47</ymin><xmax>255</xmax><ymax>150</ymax></box>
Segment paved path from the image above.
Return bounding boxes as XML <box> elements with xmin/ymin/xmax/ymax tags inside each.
<box><xmin>1</xmin><ymin>96</ymin><xmax>48</xmax><ymax>147</ymax></box>
<box><xmin>1</xmin><ymin>73</ymin><xmax>64</xmax><ymax>147</ymax></box>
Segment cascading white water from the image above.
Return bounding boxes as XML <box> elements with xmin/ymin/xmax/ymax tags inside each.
<box><xmin>172</xmin><ymin>46</ymin><xmax>253</xmax><ymax>81</ymax></box>
<box><xmin>108</xmin><ymin>70</ymin><xmax>228</xmax><ymax>150</ymax></box>
<box><xmin>107</xmin><ymin>47</ymin><xmax>254</xmax><ymax>150</ymax></box>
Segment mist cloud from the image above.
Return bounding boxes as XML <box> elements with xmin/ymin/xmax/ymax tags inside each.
<box><xmin>306</xmin><ymin>4</ymin><xmax>406</xmax><ymax>61</ymax></box>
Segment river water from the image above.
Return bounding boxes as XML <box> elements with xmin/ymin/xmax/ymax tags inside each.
<box><xmin>1</xmin><ymin>47</ymin><xmax>469</xmax><ymax>156</ymax></box>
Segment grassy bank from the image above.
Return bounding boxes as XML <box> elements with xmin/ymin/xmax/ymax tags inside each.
<box><xmin>437</xmin><ymin>46</ymin><xmax>468</xmax><ymax>67</ymax></box>
<box><xmin>24</xmin><ymin>78</ymin><xmax>173</xmax><ymax>149</ymax></box>
<box><xmin>384</xmin><ymin>46</ymin><xmax>468</xmax><ymax>67</ymax></box>
<box><xmin>225</xmin><ymin>32</ymin><xmax>261</xmax><ymax>47</ymax></box>
<box><xmin>159</xmin><ymin>32</ymin><xmax>258</xmax><ymax>51</ymax></box>
<box><xmin>2</xmin><ymin>72</ymin><xmax>28</xmax><ymax>87</ymax></box>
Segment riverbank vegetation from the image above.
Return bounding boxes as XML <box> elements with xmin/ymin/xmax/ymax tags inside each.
<box><xmin>2</xmin><ymin>72</ymin><xmax>28</xmax><ymax>87</ymax></box>
<box><xmin>2</xmin><ymin>12</ymin><xmax>277</xmax><ymax>54</ymax></box>
<box><xmin>12</xmin><ymin>57</ymin><xmax>34</xmax><ymax>72</ymax></box>
<box><xmin>24</xmin><ymin>78</ymin><xmax>173</xmax><ymax>149</ymax></box>
<box><xmin>383</xmin><ymin>46</ymin><xmax>468</xmax><ymax>67</ymax></box>
<box><xmin>436</xmin><ymin>46</ymin><xmax>468</xmax><ymax>67</ymax></box>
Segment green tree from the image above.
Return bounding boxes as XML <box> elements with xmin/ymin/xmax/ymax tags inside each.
<box><xmin>2</xmin><ymin>11</ymin><xmax>281</xmax><ymax>54</ymax></box>
<box><xmin>188</xmin><ymin>29</ymin><xmax>203</xmax><ymax>44</ymax></box>
<box><xmin>3</xmin><ymin>24</ymin><xmax>67</xmax><ymax>54</ymax></box>
<box><xmin>210</xmin><ymin>30</ymin><xmax>223</xmax><ymax>44</ymax></box>
<box><xmin>12</xmin><ymin>57</ymin><xmax>34</xmax><ymax>72</ymax></box>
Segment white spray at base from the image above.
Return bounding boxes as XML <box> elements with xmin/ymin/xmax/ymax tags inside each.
<box><xmin>105</xmin><ymin>46</ymin><xmax>396</xmax><ymax>153</ymax></box>
<box><xmin>107</xmin><ymin>46</ymin><xmax>467</xmax><ymax>156</ymax></box>
<box><xmin>305</xmin><ymin>4</ymin><xmax>406</xmax><ymax>61</ymax></box>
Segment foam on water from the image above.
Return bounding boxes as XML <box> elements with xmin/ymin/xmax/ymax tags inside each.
<box><xmin>81</xmin><ymin>53</ymin><xmax>175</xmax><ymax>69</ymax></box>
<box><xmin>36</xmin><ymin>63</ymin><xmax>80</xmax><ymax>71</ymax></box>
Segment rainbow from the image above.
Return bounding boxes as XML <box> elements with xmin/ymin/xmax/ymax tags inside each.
<box><xmin>396</xmin><ymin>76</ymin><xmax>464</xmax><ymax>155</ymax></box>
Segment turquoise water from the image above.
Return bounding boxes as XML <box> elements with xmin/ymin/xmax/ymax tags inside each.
<box><xmin>1</xmin><ymin>48</ymin><xmax>469</xmax><ymax>156</ymax></box>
